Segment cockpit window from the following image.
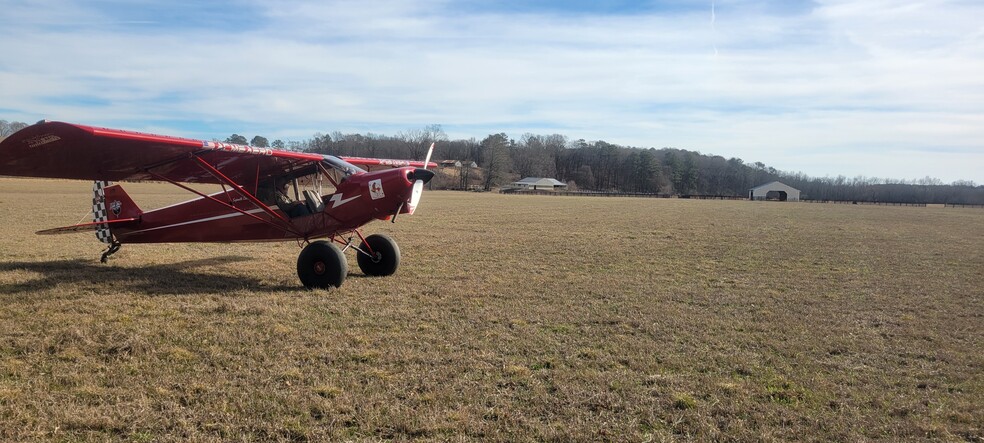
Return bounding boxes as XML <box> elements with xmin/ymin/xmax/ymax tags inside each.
<box><xmin>321</xmin><ymin>155</ymin><xmax>366</xmax><ymax>176</ymax></box>
<box><xmin>253</xmin><ymin>155</ymin><xmax>368</xmax><ymax>217</ymax></box>
<box><xmin>256</xmin><ymin>163</ymin><xmax>342</xmax><ymax>218</ymax></box>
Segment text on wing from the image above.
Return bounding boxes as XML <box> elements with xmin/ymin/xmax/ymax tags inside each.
<box><xmin>203</xmin><ymin>141</ymin><xmax>274</xmax><ymax>156</ymax></box>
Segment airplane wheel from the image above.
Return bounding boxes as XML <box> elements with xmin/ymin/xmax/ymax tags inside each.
<box><xmin>357</xmin><ymin>234</ymin><xmax>400</xmax><ymax>277</ymax></box>
<box><xmin>297</xmin><ymin>240</ymin><xmax>347</xmax><ymax>289</ymax></box>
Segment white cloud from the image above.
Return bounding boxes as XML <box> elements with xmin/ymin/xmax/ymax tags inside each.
<box><xmin>1</xmin><ymin>0</ymin><xmax>982</xmax><ymax>182</ymax></box>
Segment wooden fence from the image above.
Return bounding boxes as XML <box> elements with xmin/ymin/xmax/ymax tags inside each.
<box><xmin>801</xmin><ymin>200</ymin><xmax>927</xmax><ymax>207</ymax></box>
<box><xmin>803</xmin><ymin>200</ymin><xmax>983</xmax><ymax>208</ymax></box>
<box><xmin>499</xmin><ymin>190</ymin><xmax>983</xmax><ymax>208</ymax></box>
<box><xmin>499</xmin><ymin>189</ymin><xmax>743</xmax><ymax>199</ymax></box>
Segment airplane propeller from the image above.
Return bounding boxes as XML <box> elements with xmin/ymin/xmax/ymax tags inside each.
<box><xmin>407</xmin><ymin>142</ymin><xmax>435</xmax><ymax>214</ymax></box>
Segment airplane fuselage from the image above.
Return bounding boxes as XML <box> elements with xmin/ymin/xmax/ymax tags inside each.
<box><xmin>110</xmin><ymin>167</ymin><xmax>417</xmax><ymax>243</ymax></box>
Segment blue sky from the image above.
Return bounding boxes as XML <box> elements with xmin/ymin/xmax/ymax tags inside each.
<box><xmin>2</xmin><ymin>0</ymin><xmax>982</xmax><ymax>183</ymax></box>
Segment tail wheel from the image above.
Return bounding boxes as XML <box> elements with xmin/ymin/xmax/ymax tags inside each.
<box><xmin>357</xmin><ymin>234</ymin><xmax>400</xmax><ymax>276</ymax></box>
<box><xmin>297</xmin><ymin>240</ymin><xmax>347</xmax><ymax>289</ymax></box>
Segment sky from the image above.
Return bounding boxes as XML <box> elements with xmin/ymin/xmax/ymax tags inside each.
<box><xmin>2</xmin><ymin>0</ymin><xmax>982</xmax><ymax>183</ymax></box>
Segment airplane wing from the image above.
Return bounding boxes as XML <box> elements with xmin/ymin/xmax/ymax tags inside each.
<box><xmin>0</xmin><ymin>121</ymin><xmax>325</xmax><ymax>185</ymax></box>
<box><xmin>341</xmin><ymin>157</ymin><xmax>438</xmax><ymax>170</ymax></box>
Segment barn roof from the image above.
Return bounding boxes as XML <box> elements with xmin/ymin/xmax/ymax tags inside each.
<box><xmin>749</xmin><ymin>181</ymin><xmax>800</xmax><ymax>192</ymax></box>
<box><xmin>515</xmin><ymin>177</ymin><xmax>566</xmax><ymax>186</ymax></box>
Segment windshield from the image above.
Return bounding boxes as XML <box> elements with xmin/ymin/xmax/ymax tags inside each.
<box><xmin>321</xmin><ymin>155</ymin><xmax>366</xmax><ymax>176</ymax></box>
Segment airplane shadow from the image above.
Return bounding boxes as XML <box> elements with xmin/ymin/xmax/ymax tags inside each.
<box><xmin>0</xmin><ymin>256</ymin><xmax>303</xmax><ymax>296</ymax></box>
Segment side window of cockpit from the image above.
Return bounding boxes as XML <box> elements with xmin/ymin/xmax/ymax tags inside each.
<box><xmin>256</xmin><ymin>181</ymin><xmax>278</xmax><ymax>205</ymax></box>
<box><xmin>257</xmin><ymin>180</ymin><xmax>295</xmax><ymax>209</ymax></box>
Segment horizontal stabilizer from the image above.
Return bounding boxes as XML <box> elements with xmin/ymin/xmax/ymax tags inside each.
<box><xmin>36</xmin><ymin>218</ymin><xmax>139</xmax><ymax>235</ymax></box>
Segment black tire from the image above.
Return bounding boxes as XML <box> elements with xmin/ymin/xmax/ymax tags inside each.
<box><xmin>356</xmin><ymin>234</ymin><xmax>400</xmax><ymax>277</ymax></box>
<box><xmin>297</xmin><ymin>240</ymin><xmax>347</xmax><ymax>289</ymax></box>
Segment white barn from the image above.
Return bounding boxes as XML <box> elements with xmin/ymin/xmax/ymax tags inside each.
<box><xmin>749</xmin><ymin>181</ymin><xmax>801</xmax><ymax>201</ymax></box>
<box><xmin>513</xmin><ymin>177</ymin><xmax>567</xmax><ymax>190</ymax></box>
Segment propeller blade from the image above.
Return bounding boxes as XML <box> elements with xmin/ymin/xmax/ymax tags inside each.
<box><xmin>409</xmin><ymin>180</ymin><xmax>424</xmax><ymax>212</ymax></box>
<box><xmin>407</xmin><ymin>143</ymin><xmax>436</xmax><ymax>215</ymax></box>
<box><xmin>423</xmin><ymin>142</ymin><xmax>435</xmax><ymax>169</ymax></box>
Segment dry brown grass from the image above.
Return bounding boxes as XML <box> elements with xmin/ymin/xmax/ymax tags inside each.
<box><xmin>1</xmin><ymin>178</ymin><xmax>981</xmax><ymax>442</ymax></box>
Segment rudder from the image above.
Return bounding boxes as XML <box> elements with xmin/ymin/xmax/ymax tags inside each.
<box><xmin>103</xmin><ymin>184</ymin><xmax>143</xmax><ymax>220</ymax></box>
<box><xmin>92</xmin><ymin>181</ymin><xmax>143</xmax><ymax>244</ymax></box>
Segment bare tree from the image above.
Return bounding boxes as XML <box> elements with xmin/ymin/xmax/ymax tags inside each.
<box><xmin>0</xmin><ymin>120</ymin><xmax>29</xmax><ymax>139</ymax></box>
<box><xmin>480</xmin><ymin>133</ymin><xmax>513</xmax><ymax>191</ymax></box>
<box><xmin>307</xmin><ymin>133</ymin><xmax>332</xmax><ymax>154</ymax></box>
<box><xmin>513</xmin><ymin>134</ymin><xmax>557</xmax><ymax>179</ymax></box>
<box><xmin>398</xmin><ymin>124</ymin><xmax>447</xmax><ymax>161</ymax></box>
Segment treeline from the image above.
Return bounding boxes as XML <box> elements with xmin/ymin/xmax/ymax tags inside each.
<box><xmin>288</xmin><ymin>128</ymin><xmax>983</xmax><ymax>205</ymax></box>
<box><xmin>2</xmin><ymin>119</ymin><xmax>981</xmax><ymax>204</ymax></box>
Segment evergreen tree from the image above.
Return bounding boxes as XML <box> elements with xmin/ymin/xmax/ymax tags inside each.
<box><xmin>225</xmin><ymin>134</ymin><xmax>248</xmax><ymax>144</ymax></box>
<box><xmin>250</xmin><ymin>136</ymin><xmax>269</xmax><ymax>147</ymax></box>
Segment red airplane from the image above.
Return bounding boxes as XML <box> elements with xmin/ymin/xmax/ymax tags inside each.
<box><xmin>0</xmin><ymin>121</ymin><xmax>438</xmax><ymax>289</ymax></box>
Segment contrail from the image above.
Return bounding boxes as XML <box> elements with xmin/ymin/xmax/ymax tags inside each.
<box><xmin>711</xmin><ymin>1</ymin><xmax>719</xmax><ymax>56</ymax></box>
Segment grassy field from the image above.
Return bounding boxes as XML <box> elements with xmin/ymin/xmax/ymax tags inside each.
<box><xmin>0</xmin><ymin>178</ymin><xmax>981</xmax><ymax>442</ymax></box>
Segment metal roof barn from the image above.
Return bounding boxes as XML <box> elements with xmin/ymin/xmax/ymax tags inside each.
<box><xmin>513</xmin><ymin>177</ymin><xmax>567</xmax><ymax>190</ymax></box>
<box><xmin>749</xmin><ymin>181</ymin><xmax>801</xmax><ymax>201</ymax></box>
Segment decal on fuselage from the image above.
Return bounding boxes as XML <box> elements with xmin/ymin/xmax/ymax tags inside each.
<box><xmin>369</xmin><ymin>179</ymin><xmax>385</xmax><ymax>200</ymax></box>
<box><xmin>24</xmin><ymin>133</ymin><xmax>61</xmax><ymax>148</ymax></box>
<box><xmin>110</xmin><ymin>200</ymin><xmax>122</xmax><ymax>216</ymax></box>
<box><xmin>328</xmin><ymin>193</ymin><xmax>360</xmax><ymax>209</ymax></box>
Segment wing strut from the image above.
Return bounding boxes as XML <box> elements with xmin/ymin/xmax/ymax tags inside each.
<box><xmin>147</xmin><ymin>172</ymin><xmax>302</xmax><ymax>238</ymax></box>
<box><xmin>190</xmin><ymin>155</ymin><xmax>300</xmax><ymax>233</ymax></box>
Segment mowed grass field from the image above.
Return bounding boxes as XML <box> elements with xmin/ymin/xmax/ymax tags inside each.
<box><xmin>0</xmin><ymin>178</ymin><xmax>981</xmax><ymax>442</ymax></box>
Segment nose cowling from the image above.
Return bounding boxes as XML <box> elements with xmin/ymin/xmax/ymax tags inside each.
<box><xmin>408</xmin><ymin>168</ymin><xmax>434</xmax><ymax>184</ymax></box>
<box><xmin>404</xmin><ymin>168</ymin><xmax>435</xmax><ymax>215</ymax></box>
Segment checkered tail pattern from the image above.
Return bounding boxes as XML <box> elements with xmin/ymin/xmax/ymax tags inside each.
<box><xmin>92</xmin><ymin>180</ymin><xmax>113</xmax><ymax>244</ymax></box>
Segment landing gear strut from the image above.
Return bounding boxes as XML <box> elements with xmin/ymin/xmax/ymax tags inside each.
<box><xmin>100</xmin><ymin>241</ymin><xmax>121</xmax><ymax>263</ymax></box>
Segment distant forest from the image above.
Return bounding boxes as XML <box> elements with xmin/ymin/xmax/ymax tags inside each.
<box><xmin>238</xmin><ymin>125</ymin><xmax>983</xmax><ymax>205</ymax></box>
<box><xmin>3</xmin><ymin>120</ymin><xmax>982</xmax><ymax>204</ymax></box>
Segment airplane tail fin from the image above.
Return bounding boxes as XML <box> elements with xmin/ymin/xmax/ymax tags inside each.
<box><xmin>92</xmin><ymin>181</ymin><xmax>142</xmax><ymax>244</ymax></box>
